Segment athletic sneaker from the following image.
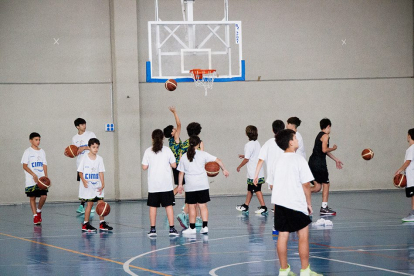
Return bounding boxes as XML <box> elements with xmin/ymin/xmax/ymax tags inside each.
<box><xmin>236</xmin><ymin>204</ymin><xmax>249</xmax><ymax>212</ymax></box>
<box><xmin>82</xmin><ymin>222</ymin><xmax>97</xmax><ymax>232</ymax></box>
<box><xmin>99</xmin><ymin>221</ymin><xmax>113</xmax><ymax>231</ymax></box>
<box><xmin>320</xmin><ymin>206</ymin><xmax>336</xmax><ymax>216</ymax></box>
<box><xmin>200</xmin><ymin>226</ymin><xmax>208</xmax><ymax>234</ymax></box>
<box><xmin>91</xmin><ymin>208</ymin><xmax>95</xmax><ymax>213</ymax></box>
<box><xmin>254</xmin><ymin>206</ymin><xmax>268</xmax><ymax>215</ymax></box>
<box><xmin>195</xmin><ymin>217</ymin><xmax>202</xmax><ymax>227</ymax></box>
<box><xmin>300</xmin><ymin>266</ymin><xmax>322</xmax><ymax>276</ymax></box>
<box><xmin>169</xmin><ymin>227</ymin><xmax>179</xmax><ymax>237</ymax></box>
<box><xmin>177</xmin><ymin>212</ymin><xmax>189</xmax><ymax>228</ymax></box>
<box><xmin>182</xmin><ymin>227</ymin><xmax>196</xmax><ymax>235</ymax></box>
<box><xmin>147</xmin><ymin>229</ymin><xmax>157</xmax><ymax>237</ymax></box>
<box><xmin>76</xmin><ymin>205</ymin><xmax>85</xmax><ymax>214</ymax></box>
<box><xmin>37</xmin><ymin>212</ymin><xmax>42</xmax><ymax>223</ymax></box>
<box><xmin>402</xmin><ymin>214</ymin><xmax>414</xmax><ymax>222</ymax></box>
<box><xmin>33</xmin><ymin>215</ymin><xmax>41</xmax><ymax>225</ymax></box>
<box><xmin>272</xmin><ymin>226</ymin><xmax>279</xmax><ymax>236</ymax></box>
<box><xmin>278</xmin><ymin>264</ymin><xmax>296</xmax><ymax>276</ymax></box>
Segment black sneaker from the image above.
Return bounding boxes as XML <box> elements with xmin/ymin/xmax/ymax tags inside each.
<box><xmin>320</xmin><ymin>206</ymin><xmax>336</xmax><ymax>216</ymax></box>
<box><xmin>148</xmin><ymin>228</ymin><xmax>157</xmax><ymax>237</ymax></box>
<box><xmin>100</xmin><ymin>221</ymin><xmax>113</xmax><ymax>231</ymax></box>
<box><xmin>236</xmin><ymin>204</ymin><xmax>249</xmax><ymax>212</ymax></box>
<box><xmin>169</xmin><ymin>227</ymin><xmax>179</xmax><ymax>237</ymax></box>
<box><xmin>82</xmin><ymin>222</ymin><xmax>97</xmax><ymax>232</ymax></box>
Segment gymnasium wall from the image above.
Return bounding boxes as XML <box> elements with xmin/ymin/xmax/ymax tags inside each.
<box><xmin>0</xmin><ymin>0</ymin><xmax>412</xmax><ymax>204</ymax></box>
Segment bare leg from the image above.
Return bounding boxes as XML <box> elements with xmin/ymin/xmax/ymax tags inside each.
<box><xmin>411</xmin><ymin>197</ymin><xmax>414</xmax><ymax>210</ymax></box>
<box><xmin>322</xmin><ymin>183</ymin><xmax>330</xmax><ymax>203</ymax></box>
<box><xmin>277</xmin><ymin>231</ymin><xmax>289</xmax><ymax>269</ymax></box>
<box><xmin>30</xmin><ymin>197</ymin><xmax>37</xmax><ymax>215</ymax></box>
<box><xmin>297</xmin><ymin>226</ymin><xmax>310</xmax><ymax>269</ymax></box>
<box><xmin>149</xmin><ymin>207</ymin><xmax>157</xmax><ymax>226</ymax></box>
<box><xmin>188</xmin><ymin>204</ymin><xmax>197</xmax><ymax>224</ymax></box>
<box><xmin>256</xmin><ymin>191</ymin><xmax>265</xmax><ymax>206</ymax></box>
<box><xmin>244</xmin><ymin>192</ymin><xmax>253</xmax><ymax>205</ymax></box>
<box><xmin>196</xmin><ymin>203</ymin><xmax>201</xmax><ymax>217</ymax></box>
<box><xmin>183</xmin><ymin>203</ymin><xmax>188</xmax><ymax>214</ymax></box>
<box><xmin>165</xmin><ymin>205</ymin><xmax>174</xmax><ymax>226</ymax></box>
<box><xmin>198</xmin><ymin>203</ymin><xmax>208</xmax><ymax>222</ymax></box>
<box><xmin>310</xmin><ymin>181</ymin><xmax>322</xmax><ymax>193</ymax></box>
<box><xmin>84</xmin><ymin>202</ymin><xmax>93</xmax><ymax>222</ymax></box>
<box><xmin>38</xmin><ymin>195</ymin><xmax>47</xmax><ymax>210</ymax></box>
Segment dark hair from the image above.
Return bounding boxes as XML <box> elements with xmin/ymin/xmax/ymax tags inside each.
<box><xmin>408</xmin><ymin>129</ymin><xmax>414</xmax><ymax>140</ymax></box>
<box><xmin>74</xmin><ymin>118</ymin><xmax>86</xmax><ymax>127</ymax></box>
<box><xmin>320</xmin><ymin>118</ymin><xmax>331</xmax><ymax>130</ymax></box>
<box><xmin>246</xmin><ymin>125</ymin><xmax>258</xmax><ymax>141</ymax></box>
<box><xmin>287</xmin><ymin>117</ymin><xmax>301</xmax><ymax>128</ymax></box>
<box><xmin>187</xmin><ymin>135</ymin><xmax>201</xmax><ymax>162</ymax></box>
<box><xmin>29</xmin><ymin>132</ymin><xmax>41</xmax><ymax>140</ymax></box>
<box><xmin>276</xmin><ymin>129</ymin><xmax>296</xmax><ymax>151</ymax></box>
<box><xmin>272</xmin><ymin>120</ymin><xmax>285</xmax><ymax>135</ymax></box>
<box><xmin>88</xmin><ymin>138</ymin><xmax>100</xmax><ymax>147</ymax></box>
<box><xmin>187</xmin><ymin>122</ymin><xmax>202</xmax><ymax>136</ymax></box>
<box><xmin>163</xmin><ymin>125</ymin><xmax>174</xmax><ymax>138</ymax></box>
<box><xmin>152</xmin><ymin>129</ymin><xmax>164</xmax><ymax>153</ymax></box>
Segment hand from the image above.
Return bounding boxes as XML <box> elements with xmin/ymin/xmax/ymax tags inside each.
<box><xmin>177</xmin><ymin>185</ymin><xmax>183</xmax><ymax>194</ymax></box>
<box><xmin>169</xmin><ymin>106</ymin><xmax>176</xmax><ymax>113</ymax></box>
<box><xmin>222</xmin><ymin>170</ymin><xmax>230</xmax><ymax>177</ymax></box>
<box><xmin>238</xmin><ymin>154</ymin><xmax>245</xmax><ymax>159</ymax></box>
<box><xmin>336</xmin><ymin>160</ymin><xmax>343</xmax><ymax>169</ymax></box>
<box><xmin>395</xmin><ymin>169</ymin><xmax>403</xmax><ymax>176</ymax></box>
<box><xmin>332</xmin><ymin>144</ymin><xmax>337</xmax><ymax>151</ymax></box>
<box><xmin>77</xmin><ymin>146</ymin><xmax>85</xmax><ymax>155</ymax></box>
<box><xmin>237</xmin><ymin>166</ymin><xmax>241</xmax><ymax>172</ymax></box>
<box><xmin>33</xmin><ymin>175</ymin><xmax>39</xmax><ymax>184</ymax></box>
<box><xmin>64</xmin><ymin>150</ymin><xmax>69</xmax><ymax>157</ymax></box>
<box><xmin>253</xmin><ymin>177</ymin><xmax>258</xmax><ymax>186</ymax></box>
<box><xmin>97</xmin><ymin>187</ymin><xmax>104</xmax><ymax>195</ymax></box>
<box><xmin>308</xmin><ymin>204</ymin><xmax>313</xmax><ymax>215</ymax></box>
<box><xmin>82</xmin><ymin>179</ymin><xmax>88</xmax><ymax>188</ymax></box>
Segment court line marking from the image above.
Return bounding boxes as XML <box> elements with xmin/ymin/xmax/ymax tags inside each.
<box><xmin>0</xmin><ymin>232</ymin><xmax>171</xmax><ymax>276</ymax></box>
<box><xmin>208</xmin><ymin>258</ymin><xmax>286</xmax><ymax>276</ymax></box>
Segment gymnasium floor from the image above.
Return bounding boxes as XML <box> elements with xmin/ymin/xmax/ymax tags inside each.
<box><xmin>1</xmin><ymin>190</ymin><xmax>414</xmax><ymax>276</ymax></box>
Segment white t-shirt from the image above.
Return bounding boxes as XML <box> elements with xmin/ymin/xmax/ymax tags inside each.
<box><xmin>177</xmin><ymin>151</ymin><xmax>217</xmax><ymax>192</ymax></box>
<box><xmin>258</xmin><ymin>137</ymin><xmax>284</xmax><ymax>184</ymax></box>
<box><xmin>21</xmin><ymin>147</ymin><xmax>47</xmax><ymax>187</ymax></box>
<box><xmin>77</xmin><ymin>154</ymin><xmax>105</xmax><ymax>199</ymax></box>
<box><xmin>271</xmin><ymin>152</ymin><xmax>314</xmax><ymax>215</ymax></box>
<box><xmin>142</xmin><ymin>146</ymin><xmax>176</xmax><ymax>193</ymax></box>
<box><xmin>72</xmin><ymin>131</ymin><xmax>96</xmax><ymax>169</ymax></box>
<box><xmin>405</xmin><ymin>144</ymin><xmax>414</xmax><ymax>187</ymax></box>
<box><xmin>296</xmin><ymin>132</ymin><xmax>306</xmax><ymax>159</ymax></box>
<box><xmin>244</xmin><ymin>140</ymin><xmax>264</xmax><ymax>179</ymax></box>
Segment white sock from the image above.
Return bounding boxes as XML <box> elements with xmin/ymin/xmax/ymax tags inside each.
<box><xmin>36</xmin><ymin>209</ymin><xmax>41</xmax><ymax>213</ymax></box>
<box><xmin>100</xmin><ymin>220</ymin><xmax>105</xmax><ymax>223</ymax></box>
<box><xmin>322</xmin><ymin>202</ymin><xmax>328</xmax><ymax>208</ymax></box>
<box><xmin>33</xmin><ymin>214</ymin><xmax>37</xmax><ymax>217</ymax></box>
<box><xmin>83</xmin><ymin>221</ymin><xmax>88</xmax><ymax>224</ymax></box>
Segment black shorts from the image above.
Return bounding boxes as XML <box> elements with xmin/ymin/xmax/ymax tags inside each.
<box><xmin>274</xmin><ymin>204</ymin><xmax>311</xmax><ymax>233</ymax></box>
<box><xmin>185</xmin><ymin>189</ymin><xmax>210</xmax><ymax>204</ymax></box>
<box><xmin>172</xmin><ymin>167</ymin><xmax>185</xmax><ymax>185</ymax></box>
<box><xmin>77</xmin><ymin>172</ymin><xmax>80</xmax><ymax>182</ymax></box>
<box><xmin>79</xmin><ymin>196</ymin><xmax>104</xmax><ymax>202</ymax></box>
<box><xmin>406</xmin><ymin>186</ymin><xmax>414</xmax><ymax>198</ymax></box>
<box><xmin>25</xmin><ymin>185</ymin><xmax>48</xmax><ymax>197</ymax></box>
<box><xmin>147</xmin><ymin>191</ymin><xmax>175</xmax><ymax>207</ymax></box>
<box><xmin>309</xmin><ymin>159</ymin><xmax>329</xmax><ymax>184</ymax></box>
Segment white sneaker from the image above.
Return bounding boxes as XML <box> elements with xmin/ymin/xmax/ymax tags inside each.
<box><xmin>182</xmin><ymin>227</ymin><xmax>196</xmax><ymax>235</ymax></box>
<box><xmin>200</xmin><ymin>226</ymin><xmax>208</xmax><ymax>234</ymax></box>
<box><xmin>402</xmin><ymin>214</ymin><xmax>414</xmax><ymax>222</ymax></box>
<box><xmin>254</xmin><ymin>206</ymin><xmax>268</xmax><ymax>215</ymax></box>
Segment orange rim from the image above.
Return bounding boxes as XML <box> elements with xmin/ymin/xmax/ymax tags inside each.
<box><xmin>190</xmin><ymin>69</ymin><xmax>216</xmax><ymax>80</ymax></box>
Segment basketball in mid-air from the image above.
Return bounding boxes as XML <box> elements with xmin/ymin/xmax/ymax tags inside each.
<box><xmin>165</xmin><ymin>79</ymin><xmax>177</xmax><ymax>91</ymax></box>
<box><xmin>64</xmin><ymin>145</ymin><xmax>79</xmax><ymax>158</ymax></box>
<box><xmin>205</xmin><ymin>162</ymin><xmax>220</xmax><ymax>177</ymax></box>
<box><xmin>37</xmin><ymin>176</ymin><xmax>51</xmax><ymax>190</ymax></box>
<box><xmin>96</xmin><ymin>201</ymin><xmax>111</xmax><ymax>217</ymax></box>
<box><xmin>394</xmin><ymin>174</ymin><xmax>407</xmax><ymax>188</ymax></box>
<box><xmin>361</xmin><ymin>148</ymin><xmax>374</xmax><ymax>160</ymax></box>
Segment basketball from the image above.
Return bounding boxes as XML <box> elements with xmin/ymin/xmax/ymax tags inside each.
<box><xmin>361</xmin><ymin>148</ymin><xmax>374</xmax><ymax>160</ymax></box>
<box><xmin>165</xmin><ymin>79</ymin><xmax>177</xmax><ymax>91</ymax></box>
<box><xmin>96</xmin><ymin>201</ymin><xmax>111</xmax><ymax>217</ymax></box>
<box><xmin>205</xmin><ymin>161</ymin><xmax>220</xmax><ymax>177</ymax></box>
<box><xmin>37</xmin><ymin>176</ymin><xmax>51</xmax><ymax>190</ymax></box>
<box><xmin>394</xmin><ymin>174</ymin><xmax>407</xmax><ymax>188</ymax></box>
<box><xmin>64</xmin><ymin>145</ymin><xmax>79</xmax><ymax>158</ymax></box>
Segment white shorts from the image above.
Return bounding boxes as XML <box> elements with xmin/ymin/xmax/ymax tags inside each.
<box><xmin>78</xmin><ymin>181</ymin><xmax>104</xmax><ymax>200</ymax></box>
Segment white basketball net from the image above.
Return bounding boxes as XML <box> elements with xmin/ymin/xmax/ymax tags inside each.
<box><xmin>190</xmin><ymin>69</ymin><xmax>217</xmax><ymax>96</ymax></box>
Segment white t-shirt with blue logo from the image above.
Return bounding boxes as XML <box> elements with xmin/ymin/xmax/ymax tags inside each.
<box><xmin>77</xmin><ymin>154</ymin><xmax>105</xmax><ymax>199</ymax></box>
<box><xmin>72</xmin><ymin>131</ymin><xmax>96</xmax><ymax>169</ymax></box>
<box><xmin>244</xmin><ymin>140</ymin><xmax>264</xmax><ymax>179</ymax></box>
<box><xmin>21</xmin><ymin>147</ymin><xmax>47</xmax><ymax>187</ymax></box>
<box><xmin>405</xmin><ymin>144</ymin><xmax>414</xmax><ymax>188</ymax></box>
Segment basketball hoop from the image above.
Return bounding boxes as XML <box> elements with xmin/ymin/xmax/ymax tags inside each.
<box><xmin>190</xmin><ymin>69</ymin><xmax>217</xmax><ymax>96</ymax></box>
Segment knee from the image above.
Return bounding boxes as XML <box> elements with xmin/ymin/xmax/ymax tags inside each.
<box><xmin>312</xmin><ymin>186</ymin><xmax>322</xmax><ymax>193</ymax></box>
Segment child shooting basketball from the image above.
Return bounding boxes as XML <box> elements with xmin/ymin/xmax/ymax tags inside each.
<box><xmin>286</xmin><ymin>117</ymin><xmax>306</xmax><ymax>159</ymax></box>
<box><xmin>395</xmin><ymin>128</ymin><xmax>414</xmax><ymax>222</ymax></box>
<box><xmin>177</xmin><ymin>136</ymin><xmax>229</xmax><ymax>235</ymax></box>
<box><xmin>308</xmin><ymin>118</ymin><xmax>343</xmax><ymax>216</ymax></box>
<box><xmin>142</xmin><ymin>129</ymin><xmax>179</xmax><ymax>237</ymax></box>
<box><xmin>21</xmin><ymin>132</ymin><xmax>48</xmax><ymax>225</ymax></box>
<box><xmin>237</xmin><ymin>125</ymin><xmax>268</xmax><ymax>215</ymax></box>
<box><xmin>272</xmin><ymin>129</ymin><xmax>322</xmax><ymax>276</ymax></box>
<box><xmin>78</xmin><ymin>138</ymin><xmax>112</xmax><ymax>232</ymax></box>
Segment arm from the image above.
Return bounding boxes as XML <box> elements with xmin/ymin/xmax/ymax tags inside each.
<box><xmin>142</xmin><ymin>165</ymin><xmax>149</xmax><ymax>170</ymax></box>
<box><xmin>253</xmin><ymin>159</ymin><xmax>265</xmax><ymax>185</ymax></box>
<box><xmin>170</xmin><ymin>162</ymin><xmax>177</xmax><ymax>169</ymax></box>
<box><xmin>237</xmin><ymin>158</ymin><xmax>249</xmax><ymax>172</ymax></box>
<box><xmin>177</xmin><ymin>171</ymin><xmax>184</xmax><ymax>194</ymax></box>
<box><xmin>396</xmin><ymin>160</ymin><xmax>411</xmax><ymax>175</ymax></box>
<box><xmin>77</xmin><ymin>146</ymin><xmax>90</xmax><ymax>155</ymax></box>
<box><xmin>199</xmin><ymin>141</ymin><xmax>204</xmax><ymax>151</ymax></box>
<box><xmin>23</xmin><ymin>164</ymin><xmax>38</xmax><ymax>184</ymax></box>
<box><xmin>97</xmin><ymin>172</ymin><xmax>105</xmax><ymax>194</ymax></box>
<box><xmin>321</xmin><ymin>134</ymin><xmax>337</xmax><ymax>154</ymax></box>
<box><xmin>327</xmin><ymin>152</ymin><xmax>343</xmax><ymax>169</ymax></box>
<box><xmin>79</xmin><ymin>172</ymin><xmax>88</xmax><ymax>188</ymax></box>
<box><xmin>215</xmin><ymin>158</ymin><xmax>229</xmax><ymax>177</ymax></box>
<box><xmin>43</xmin><ymin>165</ymin><xmax>48</xmax><ymax>178</ymax></box>
<box><xmin>169</xmin><ymin>106</ymin><xmax>181</xmax><ymax>143</ymax></box>
<box><xmin>302</xmin><ymin>182</ymin><xmax>313</xmax><ymax>215</ymax></box>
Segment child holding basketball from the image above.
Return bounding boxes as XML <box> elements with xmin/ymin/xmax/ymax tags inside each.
<box><xmin>286</xmin><ymin>117</ymin><xmax>306</xmax><ymax>159</ymax></box>
<box><xmin>70</xmin><ymin>118</ymin><xmax>96</xmax><ymax>214</ymax></box>
<box><xmin>77</xmin><ymin>138</ymin><xmax>113</xmax><ymax>232</ymax></box>
<box><xmin>21</xmin><ymin>132</ymin><xmax>48</xmax><ymax>225</ymax></box>
<box><xmin>142</xmin><ymin>129</ymin><xmax>179</xmax><ymax>237</ymax></box>
<box><xmin>177</xmin><ymin>135</ymin><xmax>229</xmax><ymax>235</ymax></box>
<box><xmin>272</xmin><ymin>129</ymin><xmax>322</xmax><ymax>276</ymax></box>
<box><xmin>395</xmin><ymin>128</ymin><xmax>414</xmax><ymax>222</ymax></box>
<box><xmin>237</xmin><ymin>125</ymin><xmax>268</xmax><ymax>215</ymax></box>
<box><xmin>308</xmin><ymin>118</ymin><xmax>343</xmax><ymax>216</ymax></box>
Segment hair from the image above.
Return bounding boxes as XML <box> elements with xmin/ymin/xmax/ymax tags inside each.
<box><xmin>187</xmin><ymin>135</ymin><xmax>201</xmax><ymax>162</ymax></box>
<box><xmin>74</xmin><ymin>118</ymin><xmax>86</xmax><ymax>127</ymax></box>
<box><xmin>88</xmin><ymin>138</ymin><xmax>100</xmax><ymax>147</ymax></box>
<box><xmin>408</xmin><ymin>129</ymin><xmax>414</xmax><ymax>140</ymax></box>
<box><xmin>163</xmin><ymin>125</ymin><xmax>174</xmax><ymax>138</ymax></box>
<box><xmin>29</xmin><ymin>132</ymin><xmax>41</xmax><ymax>140</ymax></box>
<box><xmin>151</xmin><ymin>129</ymin><xmax>164</xmax><ymax>153</ymax></box>
<box><xmin>187</xmin><ymin>122</ymin><xmax>202</xmax><ymax>136</ymax></box>
<box><xmin>246</xmin><ymin>125</ymin><xmax>258</xmax><ymax>141</ymax></box>
<box><xmin>287</xmin><ymin>117</ymin><xmax>301</xmax><ymax>128</ymax></box>
<box><xmin>276</xmin><ymin>129</ymin><xmax>296</xmax><ymax>151</ymax></box>
<box><xmin>272</xmin><ymin>120</ymin><xmax>285</xmax><ymax>135</ymax></box>
<box><xmin>320</xmin><ymin>118</ymin><xmax>332</xmax><ymax>130</ymax></box>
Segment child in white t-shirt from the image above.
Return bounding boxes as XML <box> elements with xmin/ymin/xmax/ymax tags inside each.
<box><xmin>21</xmin><ymin>132</ymin><xmax>48</xmax><ymax>225</ymax></box>
<box><xmin>395</xmin><ymin>128</ymin><xmax>414</xmax><ymax>222</ymax></box>
<box><xmin>177</xmin><ymin>135</ymin><xmax>229</xmax><ymax>235</ymax></box>
<box><xmin>286</xmin><ymin>117</ymin><xmax>306</xmax><ymax>159</ymax></box>
<box><xmin>272</xmin><ymin>129</ymin><xmax>322</xmax><ymax>276</ymax></box>
<box><xmin>236</xmin><ymin>125</ymin><xmax>267</xmax><ymax>215</ymax></box>
<box><xmin>77</xmin><ymin>138</ymin><xmax>112</xmax><ymax>232</ymax></box>
<box><xmin>142</xmin><ymin>129</ymin><xmax>179</xmax><ymax>237</ymax></box>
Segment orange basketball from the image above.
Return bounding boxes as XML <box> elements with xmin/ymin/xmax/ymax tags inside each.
<box><xmin>361</xmin><ymin>148</ymin><xmax>374</xmax><ymax>160</ymax></box>
<box><xmin>165</xmin><ymin>79</ymin><xmax>177</xmax><ymax>91</ymax></box>
<box><xmin>64</xmin><ymin>145</ymin><xmax>79</xmax><ymax>158</ymax></box>
<box><xmin>205</xmin><ymin>162</ymin><xmax>220</xmax><ymax>177</ymax></box>
<box><xmin>37</xmin><ymin>176</ymin><xmax>51</xmax><ymax>190</ymax></box>
<box><xmin>394</xmin><ymin>174</ymin><xmax>407</xmax><ymax>188</ymax></box>
<box><xmin>96</xmin><ymin>201</ymin><xmax>111</xmax><ymax>217</ymax></box>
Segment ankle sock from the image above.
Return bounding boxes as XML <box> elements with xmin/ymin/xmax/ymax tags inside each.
<box><xmin>169</xmin><ymin>225</ymin><xmax>175</xmax><ymax>230</ymax></box>
<box><xmin>83</xmin><ymin>221</ymin><xmax>88</xmax><ymax>224</ymax></box>
<box><xmin>150</xmin><ymin>226</ymin><xmax>156</xmax><ymax>231</ymax></box>
<box><xmin>36</xmin><ymin>209</ymin><xmax>41</xmax><ymax>213</ymax></box>
<box><xmin>322</xmin><ymin>202</ymin><xmax>328</xmax><ymax>208</ymax></box>
<box><xmin>202</xmin><ymin>221</ymin><xmax>208</xmax><ymax>228</ymax></box>
<box><xmin>190</xmin><ymin>223</ymin><xmax>196</xmax><ymax>229</ymax></box>
<box><xmin>100</xmin><ymin>220</ymin><xmax>105</xmax><ymax>223</ymax></box>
